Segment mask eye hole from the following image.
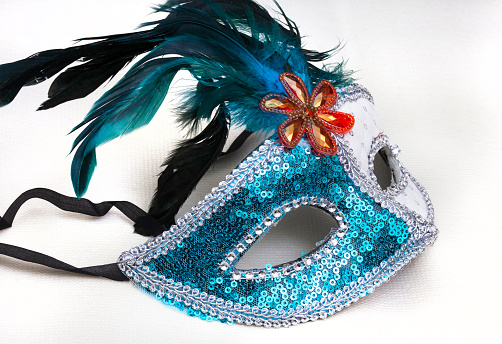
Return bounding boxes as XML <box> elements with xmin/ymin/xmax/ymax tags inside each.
<box><xmin>372</xmin><ymin>146</ymin><xmax>402</xmax><ymax>190</ymax></box>
<box><xmin>235</xmin><ymin>206</ymin><xmax>338</xmax><ymax>270</ymax></box>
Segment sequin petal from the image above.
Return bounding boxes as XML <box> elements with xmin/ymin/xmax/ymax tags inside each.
<box><xmin>278</xmin><ymin>116</ymin><xmax>306</xmax><ymax>148</ymax></box>
<box><xmin>310</xmin><ymin>80</ymin><xmax>337</xmax><ymax>110</ymax></box>
<box><xmin>307</xmin><ymin>119</ymin><xmax>338</xmax><ymax>155</ymax></box>
<box><xmin>279</xmin><ymin>73</ymin><xmax>309</xmax><ymax>105</ymax></box>
<box><xmin>259</xmin><ymin>94</ymin><xmax>301</xmax><ymax>115</ymax></box>
<box><xmin>317</xmin><ymin>110</ymin><xmax>355</xmax><ymax>132</ymax></box>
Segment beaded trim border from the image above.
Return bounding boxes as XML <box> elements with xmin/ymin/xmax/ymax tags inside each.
<box><xmin>121</xmin><ymin>231</ymin><xmax>434</xmax><ymax>327</ymax></box>
<box><xmin>333</xmin><ymin>84</ymin><xmax>374</xmax><ymax>110</ymax></box>
<box><xmin>367</xmin><ymin>135</ymin><xmax>409</xmax><ymax>198</ymax></box>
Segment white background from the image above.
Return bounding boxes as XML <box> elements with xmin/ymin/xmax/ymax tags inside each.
<box><xmin>0</xmin><ymin>0</ymin><xmax>501</xmax><ymax>343</ymax></box>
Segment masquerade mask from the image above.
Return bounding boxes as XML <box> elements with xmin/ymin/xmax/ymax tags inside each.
<box><xmin>0</xmin><ymin>0</ymin><xmax>437</xmax><ymax>327</ymax></box>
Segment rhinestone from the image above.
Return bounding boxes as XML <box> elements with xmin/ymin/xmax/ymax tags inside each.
<box><xmin>232</xmin><ymin>272</ymin><xmax>241</xmax><ymax>280</ymax></box>
<box><xmin>272</xmin><ymin>209</ymin><xmax>282</xmax><ymax>218</ymax></box>
<box><xmin>264</xmin><ymin>218</ymin><xmax>273</xmax><ymax>226</ymax></box>
<box><xmin>220</xmin><ymin>263</ymin><xmax>229</xmax><ymax>271</ymax></box>
<box><xmin>281</xmin><ymin>74</ymin><xmax>307</xmax><ymax>103</ymax></box>
<box><xmin>264</xmin><ymin>96</ymin><xmax>299</xmax><ymax>111</ymax></box>
<box><xmin>227</xmin><ymin>253</ymin><xmax>236</xmax><ymax>261</ymax></box>
<box><xmin>391</xmin><ymin>145</ymin><xmax>401</xmax><ymax>156</ymax></box>
<box><xmin>245</xmin><ymin>272</ymin><xmax>254</xmax><ymax>280</ymax></box>
<box><xmin>271</xmin><ymin>270</ymin><xmax>279</xmax><ymax>278</ymax></box>
<box><xmin>311</xmin><ymin>121</ymin><xmax>336</xmax><ymax>150</ymax></box>
<box><xmin>237</xmin><ymin>244</ymin><xmax>246</xmax><ymax>252</ymax></box>
<box><xmin>245</xmin><ymin>235</ymin><xmax>254</xmax><ymax>244</ymax></box>
<box><xmin>282</xmin><ymin>118</ymin><xmax>304</xmax><ymax>144</ymax></box>
<box><xmin>312</xmin><ymin>82</ymin><xmax>336</xmax><ymax>108</ymax></box>
<box><xmin>255</xmin><ymin>227</ymin><xmax>263</xmax><ymax>235</ymax></box>
<box><xmin>317</xmin><ymin>110</ymin><xmax>354</xmax><ymax>129</ymax></box>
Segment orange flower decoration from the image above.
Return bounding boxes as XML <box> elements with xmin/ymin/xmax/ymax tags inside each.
<box><xmin>260</xmin><ymin>73</ymin><xmax>354</xmax><ymax>155</ymax></box>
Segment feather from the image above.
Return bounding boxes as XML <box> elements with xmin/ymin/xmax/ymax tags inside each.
<box><xmin>145</xmin><ymin>106</ymin><xmax>230</xmax><ymax>232</ymax></box>
<box><xmin>0</xmin><ymin>49</ymin><xmax>79</xmax><ymax>107</ymax></box>
<box><xmin>39</xmin><ymin>42</ymin><xmax>156</xmax><ymax>110</ymax></box>
<box><xmin>70</xmin><ymin>57</ymin><xmax>184</xmax><ymax>197</ymax></box>
<box><xmin>71</xmin><ymin>148</ymin><xmax>97</xmax><ymax>197</ymax></box>
<box><xmin>0</xmin><ymin>35</ymin><xmax>160</xmax><ymax>109</ymax></box>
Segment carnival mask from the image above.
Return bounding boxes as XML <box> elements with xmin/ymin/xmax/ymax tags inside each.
<box><xmin>0</xmin><ymin>0</ymin><xmax>437</xmax><ymax>327</ymax></box>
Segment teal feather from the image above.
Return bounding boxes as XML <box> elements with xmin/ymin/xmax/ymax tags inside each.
<box><xmin>67</xmin><ymin>0</ymin><xmax>354</xmax><ymax>198</ymax></box>
<box><xmin>71</xmin><ymin>148</ymin><xmax>97</xmax><ymax>197</ymax></box>
<box><xmin>70</xmin><ymin>57</ymin><xmax>184</xmax><ymax>197</ymax></box>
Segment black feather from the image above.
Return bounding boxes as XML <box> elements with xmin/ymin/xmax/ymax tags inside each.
<box><xmin>39</xmin><ymin>42</ymin><xmax>156</xmax><ymax>110</ymax></box>
<box><xmin>144</xmin><ymin>106</ymin><xmax>230</xmax><ymax>232</ymax></box>
<box><xmin>0</xmin><ymin>48</ymin><xmax>80</xmax><ymax>107</ymax></box>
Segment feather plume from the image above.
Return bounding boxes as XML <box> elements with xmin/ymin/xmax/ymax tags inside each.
<box><xmin>0</xmin><ymin>0</ymin><xmax>354</xmax><ymax>231</ymax></box>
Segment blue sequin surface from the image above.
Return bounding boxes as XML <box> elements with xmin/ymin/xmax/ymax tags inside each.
<box><xmin>143</xmin><ymin>136</ymin><xmax>409</xmax><ymax>316</ymax></box>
